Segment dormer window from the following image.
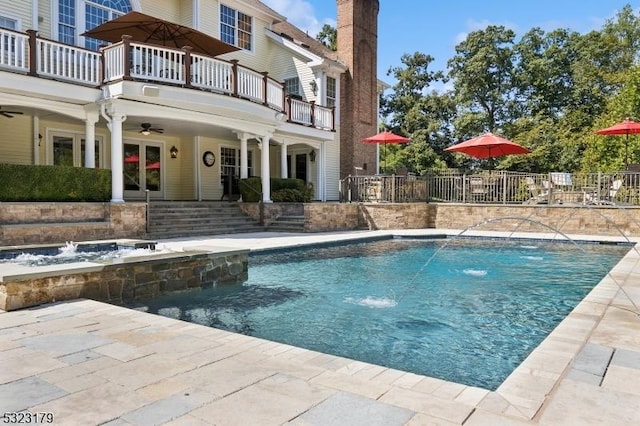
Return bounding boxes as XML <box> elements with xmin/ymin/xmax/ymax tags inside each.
<box><xmin>220</xmin><ymin>4</ymin><xmax>252</xmax><ymax>51</ymax></box>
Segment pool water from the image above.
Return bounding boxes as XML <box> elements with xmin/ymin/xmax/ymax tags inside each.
<box><xmin>139</xmin><ymin>238</ymin><xmax>630</xmax><ymax>390</ymax></box>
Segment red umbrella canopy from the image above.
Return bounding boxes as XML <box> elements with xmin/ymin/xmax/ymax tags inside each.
<box><xmin>596</xmin><ymin>119</ymin><xmax>640</xmax><ymax>135</ymax></box>
<box><xmin>595</xmin><ymin>119</ymin><xmax>640</xmax><ymax>165</ymax></box>
<box><xmin>444</xmin><ymin>132</ymin><xmax>531</xmax><ymax>159</ymax></box>
<box><xmin>362</xmin><ymin>131</ymin><xmax>411</xmax><ymax>144</ymax></box>
<box><xmin>124</xmin><ymin>154</ymin><xmax>140</xmax><ymax>163</ymax></box>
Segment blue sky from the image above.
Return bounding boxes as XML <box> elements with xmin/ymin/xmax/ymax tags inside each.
<box><xmin>262</xmin><ymin>0</ymin><xmax>636</xmax><ymax>84</ymax></box>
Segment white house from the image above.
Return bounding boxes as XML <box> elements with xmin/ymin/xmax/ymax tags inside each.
<box><xmin>0</xmin><ymin>0</ymin><xmax>360</xmax><ymax>203</ymax></box>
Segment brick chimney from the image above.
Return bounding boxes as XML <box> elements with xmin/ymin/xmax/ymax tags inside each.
<box><xmin>337</xmin><ymin>0</ymin><xmax>380</xmax><ymax>178</ymax></box>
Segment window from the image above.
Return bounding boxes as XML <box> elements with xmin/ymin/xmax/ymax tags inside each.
<box><xmin>220</xmin><ymin>4</ymin><xmax>252</xmax><ymax>50</ymax></box>
<box><xmin>0</xmin><ymin>16</ymin><xmax>17</xmax><ymax>30</ymax></box>
<box><xmin>326</xmin><ymin>76</ymin><xmax>336</xmax><ymax>108</ymax></box>
<box><xmin>220</xmin><ymin>147</ymin><xmax>253</xmax><ymax>179</ymax></box>
<box><xmin>51</xmin><ymin>133</ymin><xmax>103</xmax><ymax>168</ymax></box>
<box><xmin>0</xmin><ymin>15</ymin><xmax>18</xmax><ymax>55</ymax></box>
<box><xmin>284</xmin><ymin>77</ymin><xmax>301</xmax><ymax>98</ymax></box>
<box><xmin>58</xmin><ymin>0</ymin><xmax>131</xmax><ymax>49</ymax></box>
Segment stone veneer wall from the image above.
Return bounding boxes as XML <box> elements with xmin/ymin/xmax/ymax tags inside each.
<box><xmin>432</xmin><ymin>203</ymin><xmax>640</xmax><ymax>236</ymax></box>
<box><xmin>0</xmin><ymin>250</ymin><xmax>248</xmax><ymax>311</ymax></box>
<box><xmin>0</xmin><ymin>202</ymin><xmax>146</xmax><ymax>245</ymax></box>
<box><xmin>237</xmin><ymin>203</ymin><xmax>303</xmax><ymax>226</ymax></box>
<box><xmin>299</xmin><ymin>202</ymin><xmax>640</xmax><ymax>237</ymax></box>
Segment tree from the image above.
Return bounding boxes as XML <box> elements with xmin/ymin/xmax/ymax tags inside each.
<box><xmin>380</xmin><ymin>52</ymin><xmax>454</xmax><ymax>173</ymax></box>
<box><xmin>316</xmin><ymin>24</ymin><xmax>337</xmax><ymax>51</ymax></box>
<box><xmin>448</xmin><ymin>25</ymin><xmax>516</xmax><ymax>135</ymax></box>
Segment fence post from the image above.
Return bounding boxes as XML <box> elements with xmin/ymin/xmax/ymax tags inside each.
<box><xmin>347</xmin><ymin>175</ymin><xmax>352</xmax><ymax>203</ymax></box>
<box><xmin>502</xmin><ymin>170</ymin><xmax>507</xmax><ymax>205</ymax></box>
<box><xmin>548</xmin><ymin>172</ymin><xmax>554</xmax><ymax>204</ymax></box>
<box><xmin>261</xmin><ymin>72</ymin><xmax>269</xmax><ymax>106</ymax></box>
<box><xmin>121</xmin><ymin>35</ymin><xmax>132</xmax><ymax>80</ymax></box>
<box><xmin>462</xmin><ymin>174</ymin><xmax>467</xmax><ymax>203</ymax></box>
<box><xmin>391</xmin><ymin>174</ymin><xmax>396</xmax><ymax>203</ymax></box>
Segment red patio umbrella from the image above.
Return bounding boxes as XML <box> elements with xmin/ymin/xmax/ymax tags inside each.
<box><xmin>145</xmin><ymin>161</ymin><xmax>161</xmax><ymax>170</ymax></box>
<box><xmin>362</xmin><ymin>131</ymin><xmax>411</xmax><ymax>172</ymax></box>
<box><xmin>444</xmin><ymin>133</ymin><xmax>530</xmax><ymax>159</ymax></box>
<box><xmin>124</xmin><ymin>154</ymin><xmax>140</xmax><ymax>163</ymax></box>
<box><xmin>595</xmin><ymin>119</ymin><xmax>640</xmax><ymax>166</ymax></box>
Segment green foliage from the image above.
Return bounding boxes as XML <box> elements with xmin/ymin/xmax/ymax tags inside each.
<box><xmin>381</xmin><ymin>5</ymin><xmax>640</xmax><ymax>173</ymax></box>
<box><xmin>238</xmin><ymin>177</ymin><xmax>262</xmax><ymax>202</ymax></box>
<box><xmin>238</xmin><ymin>177</ymin><xmax>313</xmax><ymax>202</ymax></box>
<box><xmin>0</xmin><ymin>164</ymin><xmax>111</xmax><ymax>201</ymax></box>
<box><xmin>316</xmin><ymin>24</ymin><xmax>337</xmax><ymax>51</ymax></box>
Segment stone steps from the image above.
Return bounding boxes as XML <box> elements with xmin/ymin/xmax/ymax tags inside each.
<box><xmin>146</xmin><ymin>202</ymin><xmax>264</xmax><ymax>238</ymax></box>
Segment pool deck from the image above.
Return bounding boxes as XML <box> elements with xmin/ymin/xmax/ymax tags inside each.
<box><xmin>1</xmin><ymin>229</ymin><xmax>639</xmax><ymax>425</ymax></box>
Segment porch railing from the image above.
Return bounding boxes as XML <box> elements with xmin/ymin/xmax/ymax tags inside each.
<box><xmin>1</xmin><ymin>29</ymin><xmax>332</xmax><ymax>131</ymax></box>
<box><xmin>339</xmin><ymin>170</ymin><xmax>640</xmax><ymax>206</ymax></box>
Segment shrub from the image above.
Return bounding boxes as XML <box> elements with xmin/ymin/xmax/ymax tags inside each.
<box><xmin>238</xmin><ymin>177</ymin><xmax>313</xmax><ymax>202</ymax></box>
<box><xmin>0</xmin><ymin>164</ymin><xmax>111</xmax><ymax>201</ymax></box>
<box><xmin>238</xmin><ymin>177</ymin><xmax>262</xmax><ymax>202</ymax></box>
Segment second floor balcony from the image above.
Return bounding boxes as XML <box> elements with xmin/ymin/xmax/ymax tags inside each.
<box><xmin>0</xmin><ymin>28</ymin><xmax>335</xmax><ymax>131</ymax></box>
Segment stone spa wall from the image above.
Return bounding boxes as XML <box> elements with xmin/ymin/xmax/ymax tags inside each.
<box><xmin>0</xmin><ymin>248</ymin><xmax>248</xmax><ymax>311</ymax></box>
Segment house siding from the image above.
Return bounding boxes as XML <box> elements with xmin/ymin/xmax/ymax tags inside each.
<box><xmin>2</xmin><ymin>115</ymin><xmax>32</xmax><ymax>165</ymax></box>
<box><xmin>0</xmin><ymin>0</ymin><xmax>30</xmax><ymax>31</ymax></box>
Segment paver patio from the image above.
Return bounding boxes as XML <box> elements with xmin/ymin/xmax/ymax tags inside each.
<box><xmin>1</xmin><ymin>230</ymin><xmax>639</xmax><ymax>425</ymax></box>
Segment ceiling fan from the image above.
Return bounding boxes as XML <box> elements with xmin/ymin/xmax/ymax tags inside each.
<box><xmin>0</xmin><ymin>107</ymin><xmax>24</xmax><ymax>118</ymax></box>
<box><xmin>139</xmin><ymin>123</ymin><xmax>164</xmax><ymax>135</ymax></box>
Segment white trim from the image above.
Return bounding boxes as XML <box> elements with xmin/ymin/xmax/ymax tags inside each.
<box><xmin>32</xmin><ymin>0</ymin><xmax>38</xmax><ymax>30</ymax></box>
<box><xmin>192</xmin><ymin>0</ymin><xmax>200</xmax><ymax>29</ymax></box>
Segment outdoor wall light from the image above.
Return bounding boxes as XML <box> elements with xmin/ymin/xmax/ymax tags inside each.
<box><xmin>170</xmin><ymin>145</ymin><xmax>178</xmax><ymax>158</ymax></box>
<box><xmin>309</xmin><ymin>80</ymin><xmax>318</xmax><ymax>96</ymax></box>
<box><xmin>309</xmin><ymin>149</ymin><xmax>316</xmax><ymax>162</ymax></box>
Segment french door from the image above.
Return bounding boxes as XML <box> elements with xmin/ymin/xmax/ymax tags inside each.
<box><xmin>123</xmin><ymin>142</ymin><xmax>164</xmax><ymax>199</ymax></box>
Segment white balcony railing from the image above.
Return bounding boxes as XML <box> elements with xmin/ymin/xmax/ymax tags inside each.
<box><xmin>0</xmin><ymin>29</ymin><xmax>28</xmax><ymax>71</ymax></box>
<box><xmin>0</xmin><ymin>29</ymin><xmax>334</xmax><ymax>130</ymax></box>
<box><xmin>314</xmin><ymin>104</ymin><xmax>334</xmax><ymax>130</ymax></box>
<box><xmin>289</xmin><ymin>98</ymin><xmax>312</xmax><ymax>126</ymax></box>
<box><xmin>190</xmin><ymin>53</ymin><xmax>233</xmax><ymax>94</ymax></box>
<box><xmin>236</xmin><ymin>66</ymin><xmax>264</xmax><ymax>103</ymax></box>
<box><xmin>36</xmin><ymin>38</ymin><xmax>100</xmax><ymax>85</ymax></box>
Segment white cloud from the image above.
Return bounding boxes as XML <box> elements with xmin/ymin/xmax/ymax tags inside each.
<box><xmin>262</xmin><ymin>0</ymin><xmax>335</xmax><ymax>36</ymax></box>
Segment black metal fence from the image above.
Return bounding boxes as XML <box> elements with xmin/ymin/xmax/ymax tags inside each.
<box><xmin>339</xmin><ymin>170</ymin><xmax>640</xmax><ymax>206</ymax></box>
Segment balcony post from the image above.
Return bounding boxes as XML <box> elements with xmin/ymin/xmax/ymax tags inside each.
<box><xmin>26</xmin><ymin>29</ymin><xmax>38</xmax><ymax>77</ymax></box>
<box><xmin>122</xmin><ymin>35</ymin><xmax>132</xmax><ymax>80</ymax></box>
<box><xmin>261</xmin><ymin>72</ymin><xmax>269</xmax><ymax>106</ymax></box>
<box><xmin>281</xmin><ymin>81</ymin><xmax>286</xmax><ymax>113</ymax></box>
<box><xmin>182</xmin><ymin>46</ymin><xmax>192</xmax><ymax>88</ymax></box>
<box><xmin>310</xmin><ymin>101</ymin><xmax>316</xmax><ymax>127</ymax></box>
<box><xmin>331</xmin><ymin>106</ymin><xmax>336</xmax><ymax>131</ymax></box>
<box><xmin>286</xmin><ymin>96</ymin><xmax>292</xmax><ymax>122</ymax></box>
<box><xmin>231</xmin><ymin>59</ymin><xmax>239</xmax><ymax>97</ymax></box>
<box><xmin>98</xmin><ymin>44</ymin><xmax>107</xmax><ymax>84</ymax></box>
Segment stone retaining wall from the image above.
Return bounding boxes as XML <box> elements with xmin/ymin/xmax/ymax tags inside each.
<box><xmin>0</xmin><ymin>249</ymin><xmax>248</xmax><ymax>311</ymax></box>
<box><xmin>0</xmin><ymin>202</ymin><xmax>146</xmax><ymax>245</ymax></box>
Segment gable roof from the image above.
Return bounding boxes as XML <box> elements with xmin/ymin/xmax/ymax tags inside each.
<box><xmin>271</xmin><ymin>20</ymin><xmax>339</xmax><ymax>62</ymax></box>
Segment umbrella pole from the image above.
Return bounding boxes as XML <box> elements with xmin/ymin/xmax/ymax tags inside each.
<box><xmin>626</xmin><ymin>133</ymin><xmax>629</xmax><ymax>166</ymax></box>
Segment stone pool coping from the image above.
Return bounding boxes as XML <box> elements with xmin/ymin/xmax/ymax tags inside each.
<box><xmin>0</xmin><ymin>229</ymin><xmax>639</xmax><ymax>424</ymax></box>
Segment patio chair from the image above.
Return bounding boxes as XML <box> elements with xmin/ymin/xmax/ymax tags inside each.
<box><xmin>584</xmin><ymin>179</ymin><xmax>623</xmax><ymax>205</ymax></box>
<box><xmin>524</xmin><ymin>177</ymin><xmax>549</xmax><ymax>204</ymax></box>
<box><xmin>469</xmin><ymin>177</ymin><xmax>487</xmax><ymax>202</ymax></box>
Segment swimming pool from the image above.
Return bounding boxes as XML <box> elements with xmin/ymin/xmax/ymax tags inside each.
<box><xmin>139</xmin><ymin>237</ymin><xmax>630</xmax><ymax>390</ymax></box>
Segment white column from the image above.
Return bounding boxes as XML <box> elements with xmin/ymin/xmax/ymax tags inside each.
<box><xmin>240</xmin><ymin>134</ymin><xmax>249</xmax><ymax>179</ymax></box>
<box><xmin>317</xmin><ymin>144</ymin><xmax>324</xmax><ymax>201</ymax></box>
<box><xmin>84</xmin><ymin>112</ymin><xmax>98</xmax><ymax>168</ymax></box>
<box><xmin>280</xmin><ymin>142</ymin><xmax>288</xmax><ymax>178</ymax></box>
<box><xmin>260</xmin><ymin>133</ymin><xmax>271</xmax><ymax>202</ymax></box>
<box><xmin>109</xmin><ymin>111</ymin><xmax>126</xmax><ymax>203</ymax></box>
